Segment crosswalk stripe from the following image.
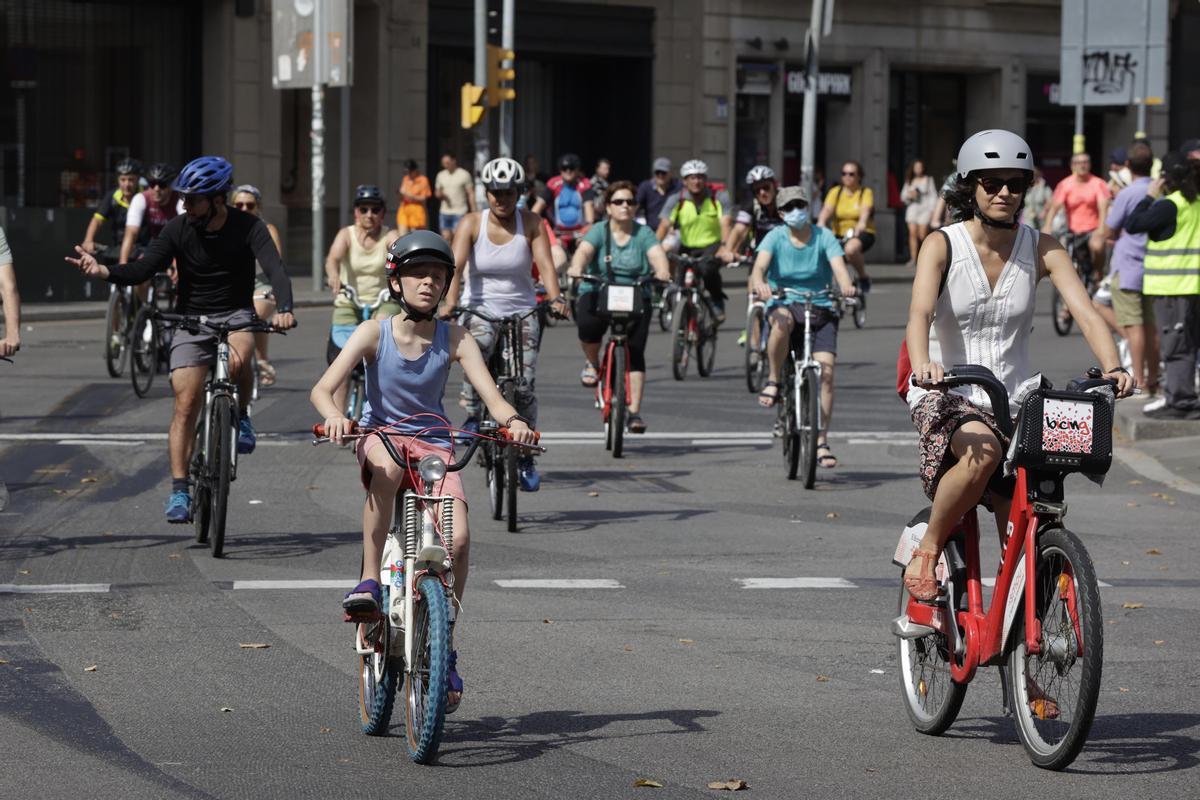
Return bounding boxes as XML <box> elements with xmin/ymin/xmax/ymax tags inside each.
<box><xmin>736</xmin><ymin>577</ymin><xmax>857</xmax><ymax>589</ymax></box>
<box><xmin>0</xmin><ymin>583</ymin><xmax>110</xmax><ymax>594</ymax></box>
<box><xmin>493</xmin><ymin>579</ymin><xmax>624</xmax><ymax>589</ymax></box>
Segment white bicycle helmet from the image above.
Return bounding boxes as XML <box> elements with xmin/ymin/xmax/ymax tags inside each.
<box><xmin>680</xmin><ymin>159</ymin><xmax>709</xmax><ymax>178</ymax></box>
<box><xmin>480</xmin><ymin>157</ymin><xmax>525</xmax><ymax>191</ymax></box>
<box><xmin>956</xmin><ymin>130</ymin><xmax>1034</xmax><ymax>177</ymax></box>
<box><xmin>745</xmin><ymin>165</ymin><xmax>776</xmax><ymax>185</ymax></box>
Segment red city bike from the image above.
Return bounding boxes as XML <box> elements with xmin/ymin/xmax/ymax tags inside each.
<box><xmin>892</xmin><ymin>365</ymin><xmax>1116</xmax><ymax>770</ymax></box>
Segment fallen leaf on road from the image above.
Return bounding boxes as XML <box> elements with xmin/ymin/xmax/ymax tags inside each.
<box><xmin>109</xmin><ymin>613</ymin><xmax>121</xmax><ymax>619</ymax></box>
<box><xmin>1154</xmin><ymin>640</ymin><xmax>1165</xmax><ymax>646</ymax></box>
<box><xmin>1128</xmin><ymin>479</ymin><xmax>1143</xmax><ymax>485</ymax></box>
<box><xmin>870</xmin><ymin>669</ymin><xmax>885</xmax><ymax>674</ymax></box>
<box><xmin>816</xmin><ymin>675</ymin><xmax>830</xmax><ymax>682</ymax></box>
<box><xmin>239</xmin><ymin>643</ymin><xmax>271</xmax><ymax>649</ymax></box>
<box><xmin>17</xmin><ymin>569</ymin><xmax>29</xmax><ymax>575</ymax></box>
<box><xmin>1122</xmin><ymin>561</ymin><xmax>1131</xmax><ymax>565</ymax></box>
<box><xmin>542</xmin><ymin>619</ymin><xmax>553</xmax><ymax>624</ymax></box>
<box><xmin>707</xmin><ymin>779</ymin><xmax>749</xmax><ymax>791</ymax></box>
<box><xmin>826</xmin><ymin>512</ymin><xmax>839</xmax><ymax>519</ymax></box>
<box><xmin>678</xmin><ymin>638</ymin><xmax>694</xmax><ymax>645</ymax></box>
<box><xmin>307</xmin><ymin>485</ymin><xmax>319</xmax><ymax>490</ymax></box>
<box><xmin>248</xmin><ymin>499</ymin><xmax>264</xmax><ymax>505</ymax></box>
<box><xmin>623</xmin><ymin>645</ymin><xmax>634</xmax><ymax>652</ymax></box>
<box><xmin>864</xmin><ymin>768</ymin><xmax>876</xmax><ymax>773</ymax></box>
<box><xmin>1169</xmin><ymin>501</ymin><xmax>1177</xmax><ymax>506</ymax></box>
<box><xmin>587</xmin><ymin>491</ymin><xmax>600</xmax><ymax>497</ymax></box>
<box><xmin>80</xmin><ymin>477</ymin><xmax>98</xmax><ymax>484</ymax></box>
<box><xmin>1126</xmin><ymin>502</ymin><xmax>1138</xmax><ymax>507</ymax></box>
<box><xmin>84</xmin><ymin>665</ymin><xmax>98</xmax><ymax>672</ymax></box>
<box><xmin>0</xmin><ymin>659</ymin><xmax>9</xmax><ymax>665</ymax></box>
<box><xmin>51</xmin><ymin>488</ymin><xmax>67</xmax><ymax>495</ymax></box>
<box><xmin>1146</xmin><ymin>548</ymin><xmax>1162</xmax><ymax>555</ymax></box>
<box><xmin>1119</xmin><ymin>687</ymin><xmax>1129</xmax><ymax>693</ymax></box>
<box><xmin>634</xmin><ymin>779</ymin><xmax>663</xmax><ymax>788</ymax></box>
<box><xmin>1122</xmin><ymin>602</ymin><xmax>1144</xmax><ymax>609</ymax></box>
<box><xmin>319</xmin><ymin>727</ymin><xmax>332</xmax><ymax>734</ymax></box>
<box><xmin>220</xmin><ymin>707</ymin><xmax>234</xmax><ymax>713</ymax></box>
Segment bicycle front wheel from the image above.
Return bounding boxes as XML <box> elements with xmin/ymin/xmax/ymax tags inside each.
<box><xmin>744</xmin><ymin>306</ymin><xmax>766</xmax><ymax>393</ymax></box>
<box><xmin>798</xmin><ymin>367</ymin><xmax>820</xmax><ymax>489</ymax></box>
<box><xmin>1007</xmin><ymin>526</ymin><xmax>1102</xmax><ymax>770</ymax></box>
<box><xmin>104</xmin><ymin>290</ymin><xmax>131</xmax><ymax>378</ymax></box>
<box><xmin>130</xmin><ymin>307</ymin><xmax>158</xmax><ymax>397</ymax></box>
<box><xmin>502</xmin><ymin>385</ymin><xmax>519</xmax><ymax>532</ymax></box>
<box><xmin>486</xmin><ymin>440</ymin><xmax>504</xmax><ymax>521</ymax></box>
<box><xmin>610</xmin><ymin>346</ymin><xmax>626</xmax><ymax>459</ymax></box>
<box><xmin>403</xmin><ymin>575</ymin><xmax>451</xmax><ymax>764</ymax></box>
<box><xmin>208</xmin><ymin>396</ymin><xmax>235</xmax><ymax>558</ymax></box>
<box><xmin>191</xmin><ymin>422</ymin><xmax>211</xmax><ymax>544</ymax></box>
<box><xmin>658</xmin><ymin>287</ymin><xmax>675</xmax><ymax>331</ymax></box>
<box><xmin>781</xmin><ymin>361</ymin><xmax>800</xmax><ymax>479</ymax></box>
<box><xmin>853</xmin><ymin>300</ymin><xmax>867</xmax><ymax>329</ymax></box>
<box><xmin>896</xmin><ymin>582</ymin><xmax>967</xmax><ymax>735</ymax></box>
<box><xmin>671</xmin><ymin>297</ymin><xmax>692</xmax><ymax>381</ymax></box>
<box><xmin>696</xmin><ymin>308</ymin><xmax>716</xmax><ymax>378</ymax></box>
<box><xmin>358</xmin><ymin>609</ymin><xmax>400</xmax><ymax>735</ymax></box>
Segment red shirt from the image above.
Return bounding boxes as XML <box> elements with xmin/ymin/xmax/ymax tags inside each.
<box><xmin>1051</xmin><ymin>174</ymin><xmax>1111</xmax><ymax>233</ymax></box>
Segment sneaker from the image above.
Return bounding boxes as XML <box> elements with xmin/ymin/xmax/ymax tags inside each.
<box><xmin>237</xmin><ymin>416</ymin><xmax>257</xmax><ymax>454</ymax></box>
<box><xmin>342</xmin><ymin>579</ymin><xmax>383</xmax><ymax>618</ymax></box>
<box><xmin>858</xmin><ymin>276</ymin><xmax>872</xmax><ymax>294</ymax></box>
<box><xmin>165</xmin><ymin>491</ymin><xmax>192</xmax><ymax>524</ymax></box>
<box><xmin>518</xmin><ymin>456</ymin><xmax>541</xmax><ymax>492</ymax></box>
<box><xmin>1143</xmin><ymin>395</ymin><xmax>1167</xmax><ymax>413</ymax></box>
<box><xmin>737</xmin><ymin>331</ymin><xmax>747</xmax><ymax>347</ymax></box>
<box><xmin>461</xmin><ymin>416</ymin><xmax>480</xmax><ymax>435</ymax></box>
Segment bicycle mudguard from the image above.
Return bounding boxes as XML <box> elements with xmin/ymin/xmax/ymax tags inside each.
<box><xmin>892</xmin><ymin>506</ymin><xmax>947</xmax><ymax>582</ymax></box>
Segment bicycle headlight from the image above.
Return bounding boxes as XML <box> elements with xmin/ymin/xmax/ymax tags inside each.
<box><xmin>417</xmin><ymin>454</ymin><xmax>447</xmax><ymax>484</ymax></box>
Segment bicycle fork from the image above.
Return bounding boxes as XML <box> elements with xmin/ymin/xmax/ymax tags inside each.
<box><xmin>399</xmin><ymin>489</ymin><xmax>455</xmax><ymax>668</ymax></box>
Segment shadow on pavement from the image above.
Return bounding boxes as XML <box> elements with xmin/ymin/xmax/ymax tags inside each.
<box><xmin>516</xmin><ymin>508</ymin><xmax>713</xmax><ymax>534</ymax></box>
<box><xmin>436</xmin><ymin>708</ymin><xmax>720</xmax><ymax>767</ymax></box>
<box><xmin>212</xmin><ymin>529</ymin><xmax>362</xmax><ymax>560</ymax></box>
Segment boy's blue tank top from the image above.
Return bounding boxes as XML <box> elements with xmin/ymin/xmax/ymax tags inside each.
<box><xmin>360</xmin><ymin>317</ymin><xmax>452</xmax><ymax>447</ymax></box>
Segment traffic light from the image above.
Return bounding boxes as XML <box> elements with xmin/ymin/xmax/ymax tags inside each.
<box><xmin>486</xmin><ymin>45</ymin><xmax>516</xmax><ymax>107</ymax></box>
<box><xmin>461</xmin><ymin>83</ymin><xmax>485</xmax><ymax>129</ymax></box>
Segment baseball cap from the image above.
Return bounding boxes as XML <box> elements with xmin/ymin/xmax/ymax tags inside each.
<box><xmin>776</xmin><ymin>185</ymin><xmax>808</xmax><ymax>207</ymax></box>
<box><xmin>1110</xmin><ymin>147</ymin><xmax>1128</xmax><ymax>165</ymax></box>
<box><xmin>1181</xmin><ymin>138</ymin><xmax>1200</xmax><ymax>156</ymax></box>
<box><xmin>652</xmin><ymin>157</ymin><xmax>671</xmax><ymax>173</ymax></box>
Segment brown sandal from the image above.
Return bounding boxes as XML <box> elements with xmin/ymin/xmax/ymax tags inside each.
<box><xmin>904</xmin><ymin>548</ymin><xmax>941</xmax><ymax>601</ymax></box>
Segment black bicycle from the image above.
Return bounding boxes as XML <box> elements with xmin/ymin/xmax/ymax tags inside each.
<box><xmin>130</xmin><ymin>273</ymin><xmax>177</xmax><ymax>397</ymax></box>
<box><xmin>156</xmin><ymin>311</ymin><xmax>284</xmax><ymax>557</ymax></box>
<box><xmin>667</xmin><ymin>252</ymin><xmax>722</xmax><ymax>381</ymax></box>
<box><xmin>453</xmin><ymin>302</ymin><xmax>552</xmax><ymax>532</ymax></box>
<box><xmin>1052</xmin><ymin>232</ymin><xmax>1097</xmax><ymax>336</ymax></box>
<box><xmin>773</xmin><ymin>287</ymin><xmax>838</xmax><ymax>488</ymax></box>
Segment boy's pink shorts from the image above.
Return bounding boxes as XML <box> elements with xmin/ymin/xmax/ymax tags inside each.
<box><xmin>354</xmin><ymin>432</ymin><xmax>468</xmax><ymax>505</ymax></box>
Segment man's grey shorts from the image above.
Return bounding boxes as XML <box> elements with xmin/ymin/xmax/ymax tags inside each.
<box><xmin>170</xmin><ymin>308</ymin><xmax>257</xmax><ymax>372</ymax></box>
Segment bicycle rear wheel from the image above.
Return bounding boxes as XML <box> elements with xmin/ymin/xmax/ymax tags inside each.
<box><xmin>1007</xmin><ymin>526</ymin><xmax>1102</xmax><ymax>770</ymax></box>
<box><xmin>853</xmin><ymin>298</ymin><xmax>867</xmax><ymax>329</ymax></box>
<box><xmin>130</xmin><ymin>307</ymin><xmax>158</xmax><ymax>397</ymax></box>
<box><xmin>744</xmin><ymin>306</ymin><xmax>766</xmax><ymax>393</ymax></box>
<box><xmin>610</xmin><ymin>346</ymin><xmax>626</xmax><ymax>459</ymax></box>
<box><xmin>798</xmin><ymin>367</ymin><xmax>820</xmax><ymax>489</ymax></box>
<box><xmin>671</xmin><ymin>297</ymin><xmax>692</xmax><ymax>381</ymax></box>
<box><xmin>358</xmin><ymin>607</ymin><xmax>400</xmax><ymax>735</ymax></box>
<box><xmin>104</xmin><ymin>290</ymin><xmax>131</xmax><ymax>378</ymax></box>
<box><xmin>403</xmin><ymin>575</ymin><xmax>450</xmax><ymax>764</ymax></box>
<box><xmin>1051</xmin><ymin>289</ymin><xmax>1073</xmax><ymax>336</ymax></box>
<box><xmin>502</xmin><ymin>384</ymin><xmax>519</xmax><ymax>533</ymax></box>
<box><xmin>896</xmin><ymin>582</ymin><xmax>967</xmax><ymax>735</ymax></box>
<box><xmin>192</xmin><ymin>423</ymin><xmax>211</xmax><ymax>544</ymax></box>
<box><xmin>657</xmin><ymin>286</ymin><xmax>675</xmax><ymax>332</ymax></box>
<box><xmin>486</xmin><ymin>440</ymin><xmax>504</xmax><ymax>521</ymax></box>
<box><xmin>208</xmin><ymin>396</ymin><xmax>235</xmax><ymax>558</ymax></box>
<box><xmin>781</xmin><ymin>360</ymin><xmax>800</xmax><ymax>479</ymax></box>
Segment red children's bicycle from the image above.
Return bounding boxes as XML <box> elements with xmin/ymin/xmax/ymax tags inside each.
<box><xmin>892</xmin><ymin>365</ymin><xmax>1116</xmax><ymax>770</ymax></box>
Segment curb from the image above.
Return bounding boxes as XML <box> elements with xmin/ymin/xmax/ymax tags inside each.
<box><xmin>1113</xmin><ymin>404</ymin><xmax>1200</xmax><ymax>442</ymax></box>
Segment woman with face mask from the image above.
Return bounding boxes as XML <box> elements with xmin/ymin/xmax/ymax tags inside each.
<box><xmin>749</xmin><ymin>186</ymin><xmax>857</xmax><ymax>468</ymax></box>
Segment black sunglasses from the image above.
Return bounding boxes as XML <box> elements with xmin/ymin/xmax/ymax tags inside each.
<box><xmin>841</xmin><ymin>171</ymin><xmax>858</xmax><ymax>177</ymax></box>
<box><xmin>780</xmin><ymin>201</ymin><xmax>808</xmax><ymax>212</ymax></box>
<box><xmin>148</xmin><ymin>180</ymin><xmax>170</xmax><ymax>189</ymax></box>
<box><xmin>654</xmin><ymin>170</ymin><xmax>668</xmax><ymax>176</ymax></box>
<box><xmin>234</xmin><ymin>201</ymin><xmax>258</xmax><ymax>211</ymax></box>
<box><xmin>356</xmin><ymin>205</ymin><xmax>383</xmax><ymax>214</ymax></box>
<box><xmin>609</xmin><ymin>197</ymin><xmax>635</xmax><ymax>206</ymax></box>
<box><xmin>977</xmin><ymin>175</ymin><xmax>1030</xmax><ymax>195</ymax></box>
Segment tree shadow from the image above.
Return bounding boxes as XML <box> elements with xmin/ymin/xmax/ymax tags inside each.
<box><xmin>431</xmin><ymin>708</ymin><xmax>720</xmax><ymax>767</ymax></box>
<box><xmin>944</xmin><ymin>712</ymin><xmax>1200</xmax><ymax>774</ymax></box>
<box><xmin>0</xmin><ymin>531</ymin><xmax>189</xmax><ymax>562</ymax></box>
<box><xmin>543</xmin><ymin>469</ymin><xmax>694</xmax><ymax>494</ymax></box>
<box><xmin>514</xmin><ymin>507</ymin><xmax>713</xmax><ymax>534</ymax></box>
<box><xmin>205</xmin><ymin>530</ymin><xmax>362</xmax><ymax>560</ymax></box>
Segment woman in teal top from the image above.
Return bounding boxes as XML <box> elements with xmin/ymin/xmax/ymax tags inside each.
<box><xmin>749</xmin><ymin>185</ymin><xmax>857</xmax><ymax>467</ymax></box>
<box><xmin>568</xmin><ymin>180</ymin><xmax>672</xmax><ymax>432</ymax></box>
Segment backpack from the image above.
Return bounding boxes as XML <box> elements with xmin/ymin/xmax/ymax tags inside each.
<box><xmin>554</xmin><ymin>180</ymin><xmax>584</xmax><ymax>228</ymax></box>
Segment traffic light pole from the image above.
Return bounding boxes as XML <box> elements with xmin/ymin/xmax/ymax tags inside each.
<box><xmin>799</xmin><ymin>0</ymin><xmax>824</xmax><ymax>208</ymax></box>
<box><xmin>498</xmin><ymin>0</ymin><xmax>514</xmax><ymax>158</ymax></box>
<box><xmin>473</xmin><ymin>0</ymin><xmax>491</xmax><ymax>191</ymax></box>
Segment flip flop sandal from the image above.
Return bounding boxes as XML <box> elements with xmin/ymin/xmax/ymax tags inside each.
<box><xmin>445</xmin><ymin>650</ymin><xmax>464</xmax><ymax>715</ymax></box>
<box><xmin>257</xmin><ymin>360</ymin><xmax>277</xmax><ymax>387</ymax></box>
<box><xmin>758</xmin><ymin>381</ymin><xmax>781</xmax><ymax>408</ymax></box>
<box><xmin>816</xmin><ymin>443</ymin><xmax>838</xmax><ymax>468</ymax></box>
<box><xmin>627</xmin><ymin>413</ymin><xmax>647</xmax><ymax>434</ymax></box>
<box><xmin>904</xmin><ymin>549</ymin><xmax>941</xmax><ymax>602</ymax></box>
<box><xmin>580</xmin><ymin>362</ymin><xmax>599</xmax><ymax>387</ymax></box>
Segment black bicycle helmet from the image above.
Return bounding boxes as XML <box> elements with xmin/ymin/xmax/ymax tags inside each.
<box><xmin>559</xmin><ymin>153</ymin><xmax>581</xmax><ymax>171</ymax></box>
<box><xmin>385</xmin><ymin>231</ymin><xmax>456</xmax><ymax>321</ymax></box>
<box><xmin>354</xmin><ymin>184</ymin><xmax>385</xmax><ymax>207</ymax></box>
<box><xmin>115</xmin><ymin>158</ymin><xmax>142</xmax><ymax>177</ymax></box>
<box><xmin>146</xmin><ymin>162</ymin><xmax>177</xmax><ymax>184</ymax></box>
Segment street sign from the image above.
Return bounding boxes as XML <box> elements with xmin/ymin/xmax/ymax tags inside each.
<box><xmin>1058</xmin><ymin>0</ymin><xmax>1167</xmax><ymax>107</ymax></box>
<box><xmin>271</xmin><ymin>0</ymin><xmax>353</xmax><ymax>88</ymax></box>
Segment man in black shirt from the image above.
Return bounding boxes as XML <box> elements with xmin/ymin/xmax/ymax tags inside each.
<box><xmin>68</xmin><ymin>156</ymin><xmax>296</xmax><ymax>523</ymax></box>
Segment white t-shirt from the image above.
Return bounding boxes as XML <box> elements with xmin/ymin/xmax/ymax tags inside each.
<box><xmin>0</xmin><ymin>226</ymin><xmax>11</xmax><ymax>266</ymax></box>
<box><xmin>126</xmin><ymin>193</ymin><xmax>185</xmax><ymax>229</ymax></box>
<box><xmin>435</xmin><ymin>167</ymin><xmax>474</xmax><ymax>216</ymax></box>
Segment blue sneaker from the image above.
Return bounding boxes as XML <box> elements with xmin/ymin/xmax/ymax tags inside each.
<box><xmin>165</xmin><ymin>491</ymin><xmax>192</xmax><ymax>524</ymax></box>
<box><xmin>446</xmin><ymin>649</ymin><xmax>464</xmax><ymax>715</ymax></box>
<box><xmin>237</xmin><ymin>415</ymin><xmax>257</xmax><ymax>454</ymax></box>
<box><xmin>342</xmin><ymin>579</ymin><xmax>383</xmax><ymax>619</ymax></box>
<box><xmin>518</xmin><ymin>456</ymin><xmax>541</xmax><ymax>492</ymax></box>
<box><xmin>461</xmin><ymin>416</ymin><xmax>480</xmax><ymax>435</ymax></box>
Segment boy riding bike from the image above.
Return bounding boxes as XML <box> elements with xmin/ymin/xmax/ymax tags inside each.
<box><xmin>311</xmin><ymin>230</ymin><xmax>538</xmax><ymax>713</ymax></box>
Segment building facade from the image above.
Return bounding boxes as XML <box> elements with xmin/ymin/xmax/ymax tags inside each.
<box><xmin>1</xmin><ymin>0</ymin><xmax>1192</xmax><ymax>301</ymax></box>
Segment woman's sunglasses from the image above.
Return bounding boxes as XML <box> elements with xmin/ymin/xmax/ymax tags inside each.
<box><xmin>234</xmin><ymin>201</ymin><xmax>258</xmax><ymax>211</ymax></box>
<box><xmin>977</xmin><ymin>176</ymin><xmax>1030</xmax><ymax>195</ymax></box>
<box><xmin>609</xmin><ymin>197</ymin><xmax>635</xmax><ymax>206</ymax></box>
<box><xmin>780</xmin><ymin>202</ymin><xmax>808</xmax><ymax>212</ymax></box>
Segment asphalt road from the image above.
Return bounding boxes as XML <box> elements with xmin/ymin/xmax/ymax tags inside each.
<box><xmin>2</xmin><ymin>274</ymin><xmax>1198</xmax><ymax>799</ymax></box>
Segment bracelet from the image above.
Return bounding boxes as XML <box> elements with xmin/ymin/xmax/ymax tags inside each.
<box><xmin>504</xmin><ymin>413</ymin><xmax>530</xmax><ymax>428</ymax></box>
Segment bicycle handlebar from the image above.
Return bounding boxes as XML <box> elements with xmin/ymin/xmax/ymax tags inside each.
<box><xmin>451</xmin><ymin>301</ymin><xmax>552</xmax><ymax>325</ymax></box>
<box><xmin>312</xmin><ymin>422</ymin><xmax>545</xmax><ymax>466</ymax></box>
<box><xmin>772</xmin><ymin>287</ymin><xmax>837</xmax><ymax>302</ymax></box>
<box><xmin>577</xmin><ymin>274</ymin><xmax>665</xmax><ymax>288</ymax></box>
<box><xmin>340</xmin><ymin>285</ymin><xmax>392</xmax><ymax>312</ymax></box>
<box><xmin>155</xmin><ymin>310</ymin><xmax>287</xmax><ymax>337</ymax></box>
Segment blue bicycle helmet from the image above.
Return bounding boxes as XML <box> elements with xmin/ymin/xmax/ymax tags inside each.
<box><xmin>174</xmin><ymin>156</ymin><xmax>234</xmax><ymax>196</ymax></box>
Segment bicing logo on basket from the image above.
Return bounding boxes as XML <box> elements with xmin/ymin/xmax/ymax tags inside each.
<box><xmin>1041</xmin><ymin>398</ymin><xmax>1094</xmax><ymax>454</ymax></box>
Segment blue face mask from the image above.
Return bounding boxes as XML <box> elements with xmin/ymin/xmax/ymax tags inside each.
<box><xmin>783</xmin><ymin>207</ymin><xmax>809</xmax><ymax>229</ymax></box>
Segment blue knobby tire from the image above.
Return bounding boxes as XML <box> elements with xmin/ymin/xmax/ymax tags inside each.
<box><xmin>403</xmin><ymin>576</ymin><xmax>450</xmax><ymax>763</ymax></box>
<box><xmin>358</xmin><ymin>586</ymin><xmax>400</xmax><ymax>735</ymax></box>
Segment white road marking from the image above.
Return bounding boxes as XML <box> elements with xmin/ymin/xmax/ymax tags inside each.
<box><xmin>737</xmin><ymin>577</ymin><xmax>857</xmax><ymax>589</ymax></box>
<box><xmin>493</xmin><ymin>579</ymin><xmax>624</xmax><ymax>589</ymax></box>
<box><xmin>980</xmin><ymin>577</ymin><xmax>1111</xmax><ymax>588</ymax></box>
<box><xmin>231</xmin><ymin>579</ymin><xmax>348</xmax><ymax>590</ymax></box>
<box><xmin>847</xmin><ymin>438</ymin><xmax>916</xmax><ymax>446</ymax></box>
<box><xmin>0</xmin><ymin>432</ymin><xmax>167</xmax><ymax>441</ymax></box>
<box><xmin>0</xmin><ymin>583</ymin><xmax>110</xmax><ymax>594</ymax></box>
<box><xmin>56</xmin><ymin>439</ymin><xmax>145</xmax><ymax>447</ymax></box>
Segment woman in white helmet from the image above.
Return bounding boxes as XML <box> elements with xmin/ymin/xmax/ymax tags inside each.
<box><xmin>902</xmin><ymin>130</ymin><xmax>1135</xmax><ymax>603</ymax></box>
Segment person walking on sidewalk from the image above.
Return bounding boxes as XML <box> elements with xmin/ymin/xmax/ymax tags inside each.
<box><xmin>1126</xmin><ymin>151</ymin><xmax>1200</xmax><ymax>419</ymax></box>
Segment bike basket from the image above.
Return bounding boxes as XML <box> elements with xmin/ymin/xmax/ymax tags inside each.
<box><xmin>1011</xmin><ymin>389</ymin><xmax>1112</xmax><ymax>474</ymax></box>
<box><xmin>598</xmin><ymin>283</ymin><xmax>644</xmax><ymax>317</ymax></box>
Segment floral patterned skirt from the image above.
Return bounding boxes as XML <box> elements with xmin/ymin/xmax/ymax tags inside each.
<box><xmin>910</xmin><ymin>391</ymin><xmax>1011</xmax><ymax>502</ymax></box>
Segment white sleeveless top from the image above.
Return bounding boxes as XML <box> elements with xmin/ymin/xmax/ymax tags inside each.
<box><xmin>908</xmin><ymin>221</ymin><xmax>1040</xmax><ymax>415</ymax></box>
<box><xmin>463</xmin><ymin>209</ymin><xmax>534</xmax><ymax>315</ymax></box>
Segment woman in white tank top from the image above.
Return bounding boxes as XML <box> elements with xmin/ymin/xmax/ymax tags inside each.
<box><xmin>440</xmin><ymin>158</ymin><xmax>568</xmax><ymax>492</ymax></box>
<box><xmin>902</xmin><ymin>130</ymin><xmax>1134</xmax><ymax>602</ymax></box>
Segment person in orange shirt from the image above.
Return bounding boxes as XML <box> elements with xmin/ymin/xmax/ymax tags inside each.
<box><xmin>396</xmin><ymin>159</ymin><xmax>431</xmax><ymax>232</ymax></box>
